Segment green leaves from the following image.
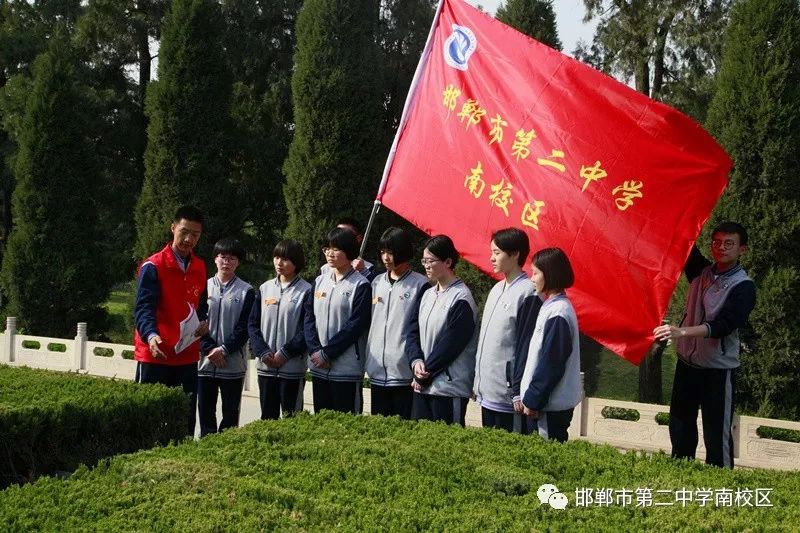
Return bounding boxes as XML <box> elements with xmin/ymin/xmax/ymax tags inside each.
<box><xmin>1</xmin><ymin>411</ymin><xmax>799</xmax><ymax>529</ymax></box>
<box><xmin>135</xmin><ymin>0</ymin><xmax>236</xmax><ymax>262</ymax></box>
<box><xmin>496</xmin><ymin>0</ymin><xmax>562</xmax><ymax>51</ymax></box>
<box><xmin>706</xmin><ymin>0</ymin><xmax>800</xmax><ymax>421</ymax></box>
<box><xmin>0</xmin><ymin>365</ymin><xmax>189</xmax><ymax>489</ymax></box>
<box><xmin>283</xmin><ymin>0</ymin><xmax>385</xmax><ymax>273</ymax></box>
<box><xmin>0</xmin><ymin>31</ymin><xmax>112</xmax><ymax>337</ymax></box>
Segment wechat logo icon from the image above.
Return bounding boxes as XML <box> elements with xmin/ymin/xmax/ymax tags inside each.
<box><xmin>537</xmin><ymin>484</ymin><xmax>568</xmax><ymax>510</ymax></box>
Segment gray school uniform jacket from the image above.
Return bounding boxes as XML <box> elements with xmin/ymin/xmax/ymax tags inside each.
<box><xmin>366</xmin><ymin>270</ymin><xmax>430</xmax><ymax>387</ymax></box>
<box><xmin>199</xmin><ymin>276</ymin><xmax>255</xmax><ymax>380</ymax></box>
<box><xmin>677</xmin><ymin>264</ymin><xmax>753</xmax><ymax>369</ymax></box>
<box><xmin>474</xmin><ymin>274</ymin><xmax>536</xmax><ymax>410</ymax></box>
<box><xmin>304</xmin><ymin>268</ymin><xmax>372</xmax><ymax>383</ymax></box>
<box><xmin>248</xmin><ymin>277</ymin><xmax>313</xmax><ymax>380</ymax></box>
<box><xmin>520</xmin><ymin>293</ymin><xmax>582</xmax><ymax>412</ymax></box>
<box><xmin>408</xmin><ymin>279</ymin><xmax>478</xmax><ymax>398</ymax></box>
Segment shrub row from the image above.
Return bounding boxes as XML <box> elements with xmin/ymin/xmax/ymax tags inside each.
<box><xmin>0</xmin><ymin>365</ymin><xmax>189</xmax><ymax>488</ymax></box>
<box><xmin>1</xmin><ymin>411</ymin><xmax>798</xmax><ymax>531</ymax></box>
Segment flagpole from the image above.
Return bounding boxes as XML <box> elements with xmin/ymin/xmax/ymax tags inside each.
<box><xmin>361</xmin><ymin>0</ymin><xmax>446</xmax><ymax>257</ymax></box>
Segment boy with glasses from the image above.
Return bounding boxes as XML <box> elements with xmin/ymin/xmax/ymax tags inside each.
<box><xmin>653</xmin><ymin>222</ymin><xmax>756</xmax><ymax>467</ymax></box>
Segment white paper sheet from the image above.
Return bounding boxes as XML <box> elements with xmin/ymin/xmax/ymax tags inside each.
<box><xmin>174</xmin><ymin>303</ymin><xmax>201</xmax><ymax>354</ymax></box>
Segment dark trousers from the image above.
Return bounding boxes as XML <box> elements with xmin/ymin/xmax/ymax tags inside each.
<box><xmin>370</xmin><ymin>385</ymin><xmax>413</xmax><ymax>419</ymax></box>
<box><xmin>481</xmin><ymin>407</ymin><xmax>515</xmax><ymax>432</ymax></box>
<box><xmin>670</xmin><ymin>358</ymin><xmax>736</xmax><ymax>468</ymax></box>
<box><xmin>136</xmin><ymin>361</ymin><xmax>198</xmax><ymax>435</ymax></box>
<box><xmin>531</xmin><ymin>408</ymin><xmax>574</xmax><ymax>442</ymax></box>
<box><xmin>197</xmin><ymin>376</ymin><xmax>244</xmax><ymax>437</ymax></box>
<box><xmin>312</xmin><ymin>377</ymin><xmax>362</xmax><ymax>414</ymax></box>
<box><xmin>411</xmin><ymin>393</ymin><xmax>469</xmax><ymax>427</ymax></box>
<box><xmin>258</xmin><ymin>375</ymin><xmax>305</xmax><ymax>420</ymax></box>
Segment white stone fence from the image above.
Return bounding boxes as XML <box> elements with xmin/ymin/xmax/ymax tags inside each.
<box><xmin>1</xmin><ymin>318</ymin><xmax>798</xmax><ymax>471</ymax></box>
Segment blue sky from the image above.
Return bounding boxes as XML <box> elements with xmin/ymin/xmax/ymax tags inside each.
<box><xmin>465</xmin><ymin>0</ymin><xmax>598</xmax><ymax>56</ymax></box>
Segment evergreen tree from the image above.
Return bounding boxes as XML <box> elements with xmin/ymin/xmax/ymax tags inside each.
<box><xmin>283</xmin><ymin>0</ymin><xmax>384</xmax><ymax>272</ymax></box>
<box><xmin>577</xmin><ymin>0</ymin><xmax>730</xmax><ymax>113</ymax></box>
<box><xmin>705</xmin><ymin>0</ymin><xmax>800</xmax><ymax>420</ymax></box>
<box><xmin>361</xmin><ymin>0</ymin><xmax>437</xmax><ymax>269</ymax></box>
<box><xmin>0</xmin><ymin>30</ymin><xmax>111</xmax><ymax>336</ymax></box>
<box><xmin>379</xmin><ymin>0</ymin><xmax>436</xmax><ymax>136</ymax></box>
<box><xmin>0</xmin><ymin>0</ymin><xmax>84</xmax><ymax>257</ymax></box>
<box><xmin>222</xmin><ymin>0</ymin><xmax>300</xmax><ymax>259</ymax></box>
<box><xmin>495</xmin><ymin>0</ymin><xmax>562</xmax><ymax>51</ymax></box>
<box><xmin>74</xmin><ymin>0</ymin><xmax>168</xmax><ymax>281</ymax></box>
<box><xmin>134</xmin><ymin>0</ymin><xmax>235</xmax><ymax>261</ymax></box>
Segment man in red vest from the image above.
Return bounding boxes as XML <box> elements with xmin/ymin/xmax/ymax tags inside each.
<box><xmin>134</xmin><ymin>205</ymin><xmax>209</xmax><ymax>435</ymax></box>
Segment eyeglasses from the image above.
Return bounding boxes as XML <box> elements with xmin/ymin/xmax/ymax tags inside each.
<box><xmin>322</xmin><ymin>247</ymin><xmax>343</xmax><ymax>255</ymax></box>
<box><xmin>216</xmin><ymin>255</ymin><xmax>239</xmax><ymax>263</ymax></box>
<box><xmin>420</xmin><ymin>258</ymin><xmax>441</xmax><ymax>267</ymax></box>
<box><xmin>711</xmin><ymin>239</ymin><xmax>738</xmax><ymax>250</ymax></box>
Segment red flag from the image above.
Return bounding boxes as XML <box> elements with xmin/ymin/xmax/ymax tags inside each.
<box><xmin>377</xmin><ymin>0</ymin><xmax>731</xmax><ymax>365</ymax></box>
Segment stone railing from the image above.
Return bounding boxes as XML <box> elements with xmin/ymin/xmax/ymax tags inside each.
<box><xmin>1</xmin><ymin>318</ymin><xmax>797</xmax><ymax>471</ymax></box>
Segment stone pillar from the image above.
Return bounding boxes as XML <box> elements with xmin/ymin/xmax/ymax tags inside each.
<box><xmin>74</xmin><ymin>322</ymin><xmax>88</xmax><ymax>371</ymax></box>
<box><xmin>2</xmin><ymin>316</ymin><xmax>17</xmax><ymax>363</ymax></box>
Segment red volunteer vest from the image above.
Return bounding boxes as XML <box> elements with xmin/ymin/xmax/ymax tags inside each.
<box><xmin>134</xmin><ymin>244</ymin><xmax>207</xmax><ymax>365</ymax></box>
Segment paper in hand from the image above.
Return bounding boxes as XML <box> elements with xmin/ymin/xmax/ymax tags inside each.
<box><xmin>174</xmin><ymin>303</ymin><xmax>201</xmax><ymax>354</ymax></box>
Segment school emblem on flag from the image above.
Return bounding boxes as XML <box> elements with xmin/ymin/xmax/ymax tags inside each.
<box><xmin>443</xmin><ymin>24</ymin><xmax>477</xmax><ymax>70</ymax></box>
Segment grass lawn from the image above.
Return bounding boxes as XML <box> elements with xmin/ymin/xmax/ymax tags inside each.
<box><xmin>102</xmin><ymin>281</ymin><xmax>135</xmax><ymax>344</ymax></box>
<box><xmin>593</xmin><ymin>347</ymin><xmax>677</xmax><ymax>404</ymax></box>
<box><xmin>1</xmin><ymin>412</ymin><xmax>797</xmax><ymax>531</ymax></box>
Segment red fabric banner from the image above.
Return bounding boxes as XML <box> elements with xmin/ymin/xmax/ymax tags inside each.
<box><xmin>378</xmin><ymin>0</ymin><xmax>731</xmax><ymax>364</ymax></box>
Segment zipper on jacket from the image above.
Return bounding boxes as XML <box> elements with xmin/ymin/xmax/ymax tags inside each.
<box><xmin>422</xmin><ymin>291</ymin><xmax>437</xmax><ymax>363</ymax></box>
<box><xmin>272</xmin><ymin>280</ymin><xmax>284</xmax><ymax>376</ymax></box>
<box><xmin>475</xmin><ymin>290</ymin><xmax>501</xmax><ymax>396</ymax></box>
<box><xmin>382</xmin><ymin>281</ymin><xmax>392</xmax><ymax>381</ymax></box>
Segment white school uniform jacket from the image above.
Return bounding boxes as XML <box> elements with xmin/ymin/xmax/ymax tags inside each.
<box><xmin>474</xmin><ymin>274</ymin><xmax>535</xmax><ymax>410</ymax></box>
<box><xmin>248</xmin><ymin>276</ymin><xmax>313</xmax><ymax>380</ymax></box>
<box><xmin>304</xmin><ymin>269</ymin><xmax>372</xmax><ymax>382</ymax></box>
<box><xmin>366</xmin><ymin>270</ymin><xmax>429</xmax><ymax>387</ymax></box>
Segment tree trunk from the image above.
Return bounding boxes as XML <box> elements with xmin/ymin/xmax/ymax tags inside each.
<box><xmin>638</xmin><ymin>341</ymin><xmax>664</xmax><ymax>403</ymax></box>
<box><xmin>135</xmin><ymin>0</ymin><xmax>151</xmax><ymax>187</ymax></box>
<box><xmin>635</xmin><ymin>52</ymin><xmax>650</xmax><ymax>96</ymax></box>
<box><xmin>651</xmin><ymin>14</ymin><xmax>676</xmax><ymax>100</ymax></box>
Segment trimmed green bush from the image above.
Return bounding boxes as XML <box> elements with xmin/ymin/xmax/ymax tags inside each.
<box><xmin>0</xmin><ymin>365</ymin><xmax>189</xmax><ymax>488</ymax></box>
<box><xmin>656</xmin><ymin>412</ymin><xmax>671</xmax><ymax>426</ymax></box>
<box><xmin>92</xmin><ymin>347</ymin><xmax>114</xmax><ymax>358</ymax></box>
<box><xmin>601</xmin><ymin>406</ymin><xmax>640</xmax><ymax>422</ymax></box>
<box><xmin>1</xmin><ymin>412</ymin><xmax>797</xmax><ymax>530</ymax></box>
<box><xmin>756</xmin><ymin>426</ymin><xmax>800</xmax><ymax>444</ymax></box>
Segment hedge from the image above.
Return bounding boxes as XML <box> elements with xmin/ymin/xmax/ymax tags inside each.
<box><xmin>0</xmin><ymin>365</ymin><xmax>189</xmax><ymax>488</ymax></box>
<box><xmin>1</xmin><ymin>412</ymin><xmax>798</xmax><ymax>531</ymax></box>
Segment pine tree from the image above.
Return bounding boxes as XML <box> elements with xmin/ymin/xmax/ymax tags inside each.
<box><xmin>74</xmin><ymin>0</ymin><xmax>168</xmax><ymax>281</ymax></box>
<box><xmin>223</xmin><ymin>0</ymin><xmax>300</xmax><ymax>259</ymax></box>
<box><xmin>134</xmin><ymin>0</ymin><xmax>235</xmax><ymax>261</ymax></box>
<box><xmin>495</xmin><ymin>0</ymin><xmax>562</xmax><ymax>50</ymax></box>
<box><xmin>1</xmin><ymin>0</ymin><xmax>85</xmax><ymax>258</ymax></box>
<box><xmin>283</xmin><ymin>0</ymin><xmax>384</xmax><ymax>272</ymax></box>
<box><xmin>705</xmin><ymin>0</ymin><xmax>800</xmax><ymax>420</ymax></box>
<box><xmin>0</xmin><ymin>30</ymin><xmax>111</xmax><ymax>336</ymax></box>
